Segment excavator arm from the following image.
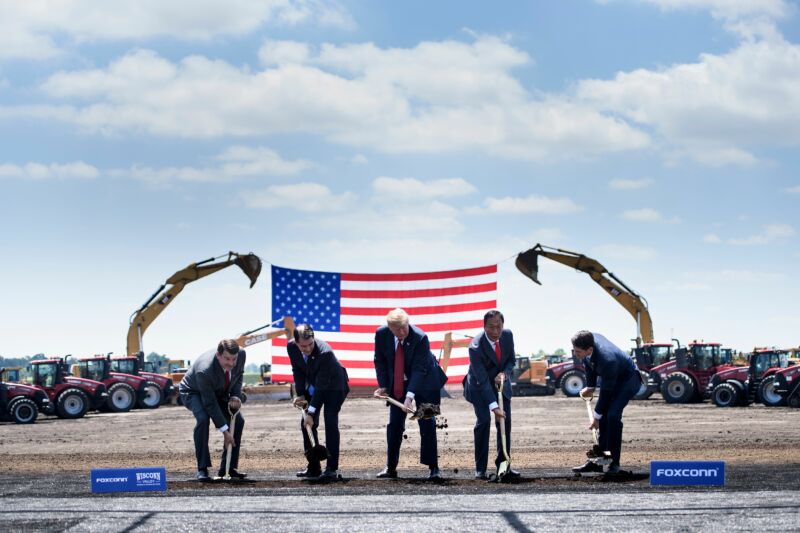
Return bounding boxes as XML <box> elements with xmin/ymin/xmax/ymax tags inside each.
<box><xmin>127</xmin><ymin>252</ymin><xmax>262</xmax><ymax>355</ymax></box>
<box><xmin>235</xmin><ymin>317</ymin><xmax>296</xmax><ymax>348</ymax></box>
<box><xmin>515</xmin><ymin>243</ymin><xmax>654</xmax><ymax>346</ymax></box>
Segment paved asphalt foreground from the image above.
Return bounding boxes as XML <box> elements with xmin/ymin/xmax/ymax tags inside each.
<box><xmin>2</xmin><ymin>469</ymin><xmax>799</xmax><ymax>532</ymax></box>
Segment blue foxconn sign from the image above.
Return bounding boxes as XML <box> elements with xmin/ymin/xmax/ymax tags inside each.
<box><xmin>91</xmin><ymin>467</ymin><xmax>167</xmax><ymax>493</ymax></box>
<box><xmin>650</xmin><ymin>461</ymin><xmax>725</xmax><ymax>486</ymax></box>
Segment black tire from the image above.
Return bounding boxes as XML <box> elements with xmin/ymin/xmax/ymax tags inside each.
<box><xmin>559</xmin><ymin>370</ymin><xmax>586</xmax><ymax>397</ymax></box>
<box><xmin>107</xmin><ymin>383</ymin><xmax>135</xmax><ymax>413</ymax></box>
<box><xmin>759</xmin><ymin>376</ymin><xmax>785</xmax><ymax>407</ymax></box>
<box><xmin>9</xmin><ymin>397</ymin><xmax>38</xmax><ymax>424</ymax></box>
<box><xmin>711</xmin><ymin>382</ymin><xmax>741</xmax><ymax>407</ymax></box>
<box><xmin>788</xmin><ymin>393</ymin><xmax>800</xmax><ymax>408</ymax></box>
<box><xmin>56</xmin><ymin>388</ymin><xmax>89</xmax><ymax>419</ymax></box>
<box><xmin>661</xmin><ymin>372</ymin><xmax>695</xmax><ymax>404</ymax></box>
<box><xmin>633</xmin><ymin>370</ymin><xmax>653</xmax><ymax>400</ymax></box>
<box><xmin>137</xmin><ymin>382</ymin><xmax>163</xmax><ymax>409</ymax></box>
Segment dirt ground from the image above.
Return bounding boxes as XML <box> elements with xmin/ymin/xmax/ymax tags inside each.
<box><xmin>1</xmin><ymin>393</ymin><xmax>798</xmax><ymax>490</ymax></box>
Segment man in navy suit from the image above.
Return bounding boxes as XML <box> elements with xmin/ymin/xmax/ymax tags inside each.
<box><xmin>179</xmin><ymin>339</ymin><xmax>246</xmax><ymax>481</ymax></box>
<box><xmin>463</xmin><ymin>310</ymin><xmax>520</xmax><ymax>479</ymax></box>
<box><xmin>288</xmin><ymin>323</ymin><xmax>349</xmax><ymax>481</ymax></box>
<box><xmin>373</xmin><ymin>308</ymin><xmax>448</xmax><ymax>480</ymax></box>
<box><xmin>570</xmin><ymin>330</ymin><xmax>641</xmax><ymax>475</ymax></box>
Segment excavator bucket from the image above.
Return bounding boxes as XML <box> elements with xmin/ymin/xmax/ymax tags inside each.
<box><xmin>233</xmin><ymin>253</ymin><xmax>262</xmax><ymax>288</ymax></box>
<box><xmin>515</xmin><ymin>247</ymin><xmax>543</xmax><ymax>285</ymax></box>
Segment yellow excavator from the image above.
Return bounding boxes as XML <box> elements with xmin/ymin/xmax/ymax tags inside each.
<box><xmin>235</xmin><ymin>318</ymin><xmax>296</xmax><ymax>399</ymax></box>
<box><xmin>515</xmin><ymin>243</ymin><xmax>654</xmax><ymax>347</ymax></box>
<box><xmin>127</xmin><ymin>251</ymin><xmax>262</xmax><ymax>356</ymax></box>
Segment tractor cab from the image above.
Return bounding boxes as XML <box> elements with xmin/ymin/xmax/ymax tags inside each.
<box><xmin>751</xmin><ymin>349</ymin><xmax>788</xmax><ymax>377</ymax></box>
<box><xmin>30</xmin><ymin>360</ymin><xmax>63</xmax><ymax>388</ymax></box>
<box><xmin>1</xmin><ymin>367</ymin><xmax>23</xmax><ymax>383</ymax></box>
<box><xmin>110</xmin><ymin>358</ymin><xmax>138</xmax><ymax>375</ymax></box>
<box><xmin>633</xmin><ymin>343</ymin><xmax>673</xmax><ymax>370</ymax></box>
<box><xmin>676</xmin><ymin>342</ymin><xmax>724</xmax><ymax>371</ymax></box>
<box><xmin>77</xmin><ymin>357</ymin><xmax>110</xmax><ymax>382</ymax></box>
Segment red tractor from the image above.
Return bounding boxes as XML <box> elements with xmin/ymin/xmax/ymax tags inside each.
<box><xmin>546</xmin><ymin>358</ymin><xmax>586</xmax><ymax>397</ymax></box>
<box><xmin>654</xmin><ymin>341</ymin><xmax>735</xmax><ymax>403</ymax></box>
<box><xmin>74</xmin><ymin>355</ymin><xmax>148</xmax><ymax>413</ymax></box>
<box><xmin>1</xmin><ymin>367</ymin><xmax>51</xmax><ymax>424</ymax></box>
<box><xmin>762</xmin><ymin>364</ymin><xmax>800</xmax><ymax>407</ymax></box>
<box><xmin>709</xmin><ymin>349</ymin><xmax>790</xmax><ymax>407</ymax></box>
<box><xmin>29</xmin><ymin>359</ymin><xmax>108</xmax><ymax>419</ymax></box>
<box><xmin>631</xmin><ymin>342</ymin><xmax>676</xmax><ymax>400</ymax></box>
<box><xmin>110</xmin><ymin>352</ymin><xmax>175</xmax><ymax>407</ymax></box>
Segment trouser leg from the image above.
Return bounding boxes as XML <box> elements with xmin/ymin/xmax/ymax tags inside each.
<box><xmin>386</xmin><ymin>403</ymin><xmax>407</xmax><ymax>470</ymax></box>
<box><xmin>472</xmin><ymin>402</ymin><xmax>491</xmax><ymax>473</ymax></box>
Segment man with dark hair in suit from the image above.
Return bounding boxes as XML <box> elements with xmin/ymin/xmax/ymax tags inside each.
<box><xmin>463</xmin><ymin>309</ymin><xmax>520</xmax><ymax>480</ymax></box>
<box><xmin>373</xmin><ymin>308</ymin><xmax>448</xmax><ymax>480</ymax></box>
<box><xmin>179</xmin><ymin>339</ymin><xmax>246</xmax><ymax>482</ymax></box>
<box><xmin>288</xmin><ymin>323</ymin><xmax>349</xmax><ymax>481</ymax></box>
<box><xmin>570</xmin><ymin>330</ymin><xmax>641</xmax><ymax>475</ymax></box>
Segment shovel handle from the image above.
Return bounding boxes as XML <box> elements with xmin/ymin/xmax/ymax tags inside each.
<box><xmin>376</xmin><ymin>394</ymin><xmax>413</xmax><ymax>413</ymax></box>
<box><xmin>223</xmin><ymin>408</ymin><xmax>239</xmax><ymax>479</ymax></box>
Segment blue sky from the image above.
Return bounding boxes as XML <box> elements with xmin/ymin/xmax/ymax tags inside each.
<box><xmin>1</xmin><ymin>0</ymin><xmax>799</xmax><ymax>363</ymax></box>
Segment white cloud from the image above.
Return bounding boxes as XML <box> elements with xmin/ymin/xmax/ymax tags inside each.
<box><xmin>609</xmin><ymin>178</ymin><xmax>654</xmax><ymax>190</ymax></box>
<box><xmin>634</xmin><ymin>0</ymin><xmax>792</xmax><ymax>21</ymax></box>
<box><xmin>621</xmin><ymin>208</ymin><xmax>680</xmax><ymax>223</ymax></box>
<box><xmin>479</xmin><ymin>194</ymin><xmax>583</xmax><ymax>215</ymax></box>
<box><xmin>785</xmin><ymin>185</ymin><xmax>800</xmax><ymax>193</ymax></box>
<box><xmin>119</xmin><ymin>146</ymin><xmax>311</xmax><ymax>184</ymax></box>
<box><xmin>372</xmin><ymin>177</ymin><xmax>476</xmax><ymax>200</ymax></box>
<box><xmin>240</xmin><ymin>182</ymin><xmax>355</xmax><ymax>212</ymax></box>
<box><xmin>5</xmin><ymin>37</ymin><xmax>649</xmax><ymax>160</ymax></box>
<box><xmin>592</xmin><ymin>244</ymin><xmax>657</xmax><ymax>261</ymax></box>
<box><xmin>704</xmin><ymin>233</ymin><xmax>722</xmax><ymax>244</ymax></box>
<box><xmin>0</xmin><ymin>161</ymin><xmax>98</xmax><ymax>180</ymax></box>
<box><xmin>728</xmin><ymin>223</ymin><xmax>795</xmax><ymax>245</ymax></box>
<box><xmin>350</xmin><ymin>154</ymin><xmax>368</xmax><ymax>165</ymax></box>
<box><xmin>0</xmin><ymin>0</ymin><xmax>354</xmax><ymax>61</ymax></box>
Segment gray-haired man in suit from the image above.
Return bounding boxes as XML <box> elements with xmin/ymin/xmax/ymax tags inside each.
<box><xmin>179</xmin><ymin>339</ymin><xmax>246</xmax><ymax>481</ymax></box>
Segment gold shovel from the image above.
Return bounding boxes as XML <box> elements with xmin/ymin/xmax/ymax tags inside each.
<box><xmin>583</xmin><ymin>395</ymin><xmax>612</xmax><ymax>465</ymax></box>
<box><xmin>222</xmin><ymin>406</ymin><xmax>240</xmax><ymax>480</ymax></box>
<box><xmin>496</xmin><ymin>374</ymin><xmax>511</xmax><ymax>481</ymax></box>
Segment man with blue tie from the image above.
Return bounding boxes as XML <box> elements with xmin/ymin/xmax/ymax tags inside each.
<box><xmin>570</xmin><ymin>330</ymin><xmax>641</xmax><ymax>475</ymax></box>
<box><xmin>288</xmin><ymin>323</ymin><xmax>349</xmax><ymax>481</ymax></box>
<box><xmin>464</xmin><ymin>310</ymin><xmax>520</xmax><ymax>480</ymax></box>
<box><xmin>373</xmin><ymin>308</ymin><xmax>448</xmax><ymax>480</ymax></box>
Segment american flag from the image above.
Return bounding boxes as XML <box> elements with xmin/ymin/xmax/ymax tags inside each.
<box><xmin>269</xmin><ymin>264</ymin><xmax>498</xmax><ymax>386</ymax></box>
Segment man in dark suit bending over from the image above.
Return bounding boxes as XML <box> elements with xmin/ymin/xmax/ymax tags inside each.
<box><xmin>179</xmin><ymin>339</ymin><xmax>246</xmax><ymax>481</ymax></box>
<box><xmin>289</xmin><ymin>323</ymin><xmax>349</xmax><ymax>481</ymax></box>
<box><xmin>373</xmin><ymin>308</ymin><xmax>448</xmax><ymax>480</ymax></box>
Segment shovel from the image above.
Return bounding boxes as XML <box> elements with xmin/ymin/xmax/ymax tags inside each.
<box><xmin>295</xmin><ymin>402</ymin><xmax>329</xmax><ymax>463</ymax></box>
<box><xmin>222</xmin><ymin>406</ymin><xmax>240</xmax><ymax>480</ymax></box>
<box><xmin>583</xmin><ymin>395</ymin><xmax>612</xmax><ymax>465</ymax></box>
<box><xmin>496</xmin><ymin>374</ymin><xmax>511</xmax><ymax>481</ymax></box>
<box><xmin>375</xmin><ymin>394</ymin><xmax>440</xmax><ymax>420</ymax></box>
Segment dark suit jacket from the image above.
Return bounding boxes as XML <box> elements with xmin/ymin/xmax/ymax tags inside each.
<box><xmin>374</xmin><ymin>324</ymin><xmax>447</xmax><ymax>396</ymax></box>
<box><xmin>584</xmin><ymin>333</ymin><xmax>638</xmax><ymax>414</ymax></box>
<box><xmin>463</xmin><ymin>330</ymin><xmax>515</xmax><ymax>407</ymax></box>
<box><xmin>288</xmin><ymin>337</ymin><xmax>349</xmax><ymax>410</ymax></box>
<box><xmin>179</xmin><ymin>348</ymin><xmax>246</xmax><ymax>429</ymax></box>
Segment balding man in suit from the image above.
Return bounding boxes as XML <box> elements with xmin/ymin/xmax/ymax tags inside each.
<box><xmin>179</xmin><ymin>339</ymin><xmax>246</xmax><ymax>481</ymax></box>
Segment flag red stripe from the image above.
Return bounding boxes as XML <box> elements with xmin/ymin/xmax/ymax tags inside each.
<box><xmin>341</xmin><ymin>282</ymin><xmax>496</xmax><ymax>299</ymax></box>
<box><xmin>340</xmin><ymin>319</ymin><xmax>483</xmax><ymax>334</ymax></box>
<box><xmin>272</xmin><ymin>356</ymin><xmax>378</xmax><ymax>369</ymax></box>
<box><xmin>341</xmin><ymin>265</ymin><xmax>496</xmax><ymax>282</ymax></box>
<box><xmin>272</xmin><ymin>374</ymin><xmax>387</xmax><ymax>388</ymax></box>
<box><xmin>341</xmin><ymin>300</ymin><xmax>496</xmax><ymax>316</ymax></box>
<box><xmin>272</xmin><ymin>337</ymin><xmax>449</xmax><ymax>351</ymax></box>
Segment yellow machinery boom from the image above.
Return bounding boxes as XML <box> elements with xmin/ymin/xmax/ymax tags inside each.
<box><xmin>515</xmin><ymin>243</ymin><xmax>654</xmax><ymax>347</ymax></box>
<box><xmin>127</xmin><ymin>251</ymin><xmax>262</xmax><ymax>355</ymax></box>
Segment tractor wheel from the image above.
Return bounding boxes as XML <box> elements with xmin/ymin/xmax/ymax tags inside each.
<box><xmin>788</xmin><ymin>393</ymin><xmax>800</xmax><ymax>408</ymax></box>
<box><xmin>661</xmin><ymin>373</ymin><xmax>695</xmax><ymax>404</ymax></box>
<box><xmin>137</xmin><ymin>381</ymin><xmax>163</xmax><ymax>409</ymax></box>
<box><xmin>56</xmin><ymin>388</ymin><xmax>89</xmax><ymax>419</ymax></box>
<box><xmin>9</xmin><ymin>397</ymin><xmax>38</xmax><ymax>424</ymax></box>
<box><xmin>759</xmin><ymin>376</ymin><xmax>786</xmax><ymax>407</ymax></box>
<box><xmin>711</xmin><ymin>382</ymin><xmax>741</xmax><ymax>408</ymax></box>
<box><xmin>633</xmin><ymin>370</ymin><xmax>653</xmax><ymax>400</ymax></box>
<box><xmin>559</xmin><ymin>370</ymin><xmax>586</xmax><ymax>397</ymax></box>
<box><xmin>107</xmin><ymin>383</ymin><xmax>135</xmax><ymax>412</ymax></box>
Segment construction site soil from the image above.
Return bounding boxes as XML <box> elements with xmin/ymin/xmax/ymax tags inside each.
<box><xmin>1</xmin><ymin>395</ymin><xmax>798</xmax><ymax>496</ymax></box>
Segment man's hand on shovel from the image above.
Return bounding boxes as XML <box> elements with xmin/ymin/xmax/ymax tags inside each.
<box><xmin>304</xmin><ymin>413</ymin><xmax>314</xmax><ymax>428</ymax></box>
<box><xmin>223</xmin><ymin>429</ymin><xmax>235</xmax><ymax>450</ymax></box>
<box><xmin>492</xmin><ymin>407</ymin><xmax>505</xmax><ymax>420</ymax></box>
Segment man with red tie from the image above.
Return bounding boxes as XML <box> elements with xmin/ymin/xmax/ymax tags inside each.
<box><xmin>179</xmin><ymin>339</ymin><xmax>246</xmax><ymax>482</ymax></box>
<box><xmin>373</xmin><ymin>308</ymin><xmax>448</xmax><ymax>480</ymax></box>
<box><xmin>463</xmin><ymin>310</ymin><xmax>520</xmax><ymax>480</ymax></box>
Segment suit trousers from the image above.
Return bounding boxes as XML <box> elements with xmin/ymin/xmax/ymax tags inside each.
<box><xmin>182</xmin><ymin>393</ymin><xmax>245</xmax><ymax>472</ymax></box>
<box><xmin>301</xmin><ymin>390</ymin><xmax>345</xmax><ymax>471</ymax></box>
<box><xmin>386</xmin><ymin>388</ymin><xmax>438</xmax><ymax>469</ymax></box>
<box><xmin>597</xmin><ymin>372</ymin><xmax>640</xmax><ymax>464</ymax></box>
<box><xmin>472</xmin><ymin>393</ymin><xmax>512</xmax><ymax>474</ymax></box>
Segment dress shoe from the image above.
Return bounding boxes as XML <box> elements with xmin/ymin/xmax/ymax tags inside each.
<box><xmin>605</xmin><ymin>463</ymin><xmax>622</xmax><ymax>475</ymax></box>
<box><xmin>296</xmin><ymin>466</ymin><xmax>322</xmax><ymax>478</ymax></box>
<box><xmin>376</xmin><ymin>467</ymin><xmax>398</xmax><ymax>479</ymax></box>
<box><xmin>218</xmin><ymin>468</ymin><xmax>247</xmax><ymax>479</ymax></box>
<box><xmin>572</xmin><ymin>460</ymin><xmax>604</xmax><ymax>473</ymax></box>
<box><xmin>475</xmin><ymin>471</ymin><xmax>488</xmax><ymax>480</ymax></box>
<box><xmin>317</xmin><ymin>469</ymin><xmax>339</xmax><ymax>482</ymax></box>
<box><xmin>196</xmin><ymin>468</ymin><xmax>211</xmax><ymax>482</ymax></box>
<box><xmin>428</xmin><ymin>467</ymin><xmax>442</xmax><ymax>480</ymax></box>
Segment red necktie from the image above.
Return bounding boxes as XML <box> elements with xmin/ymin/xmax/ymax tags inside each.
<box><xmin>225</xmin><ymin>370</ymin><xmax>230</xmax><ymax>390</ymax></box>
<box><xmin>495</xmin><ymin>340</ymin><xmax>502</xmax><ymax>364</ymax></box>
<box><xmin>393</xmin><ymin>340</ymin><xmax>405</xmax><ymax>400</ymax></box>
